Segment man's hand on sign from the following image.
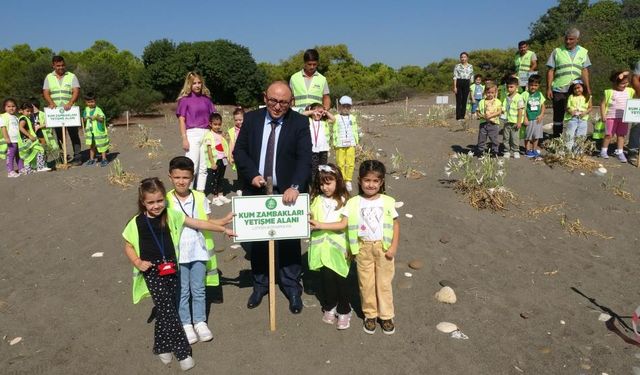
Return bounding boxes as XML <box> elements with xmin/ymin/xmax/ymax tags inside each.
<box><xmin>251</xmin><ymin>175</ymin><xmax>266</xmax><ymax>188</ymax></box>
<box><xmin>282</xmin><ymin>187</ymin><xmax>299</xmax><ymax>205</ymax></box>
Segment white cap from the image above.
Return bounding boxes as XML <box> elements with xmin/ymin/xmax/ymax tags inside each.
<box><xmin>339</xmin><ymin>96</ymin><xmax>353</xmax><ymax>105</ymax></box>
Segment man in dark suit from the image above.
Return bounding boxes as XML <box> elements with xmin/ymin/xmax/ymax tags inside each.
<box><xmin>233</xmin><ymin>81</ymin><xmax>312</xmax><ymax>314</ymax></box>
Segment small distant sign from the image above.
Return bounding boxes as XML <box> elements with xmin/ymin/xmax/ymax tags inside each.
<box><xmin>44</xmin><ymin>106</ymin><xmax>81</xmax><ymax>128</ymax></box>
<box><xmin>436</xmin><ymin>96</ymin><xmax>449</xmax><ymax>105</ymax></box>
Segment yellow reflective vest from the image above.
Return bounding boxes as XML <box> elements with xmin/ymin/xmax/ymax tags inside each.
<box><xmin>290</xmin><ymin>70</ymin><xmax>326</xmax><ymax>110</ymax></box>
<box><xmin>308</xmin><ymin>196</ymin><xmax>350</xmax><ymax>277</ymax></box>
<box><xmin>166</xmin><ymin>189</ymin><xmax>219</xmax><ymax>287</ymax></box>
<box><xmin>201</xmin><ymin>131</ymin><xmax>229</xmax><ymax>168</ymax></box>
<box><xmin>0</xmin><ymin>113</ymin><xmax>10</xmax><ymax>159</ymax></box>
<box><xmin>345</xmin><ymin>195</ymin><xmax>396</xmax><ymax>254</ymax></box>
<box><xmin>46</xmin><ymin>72</ymin><xmax>77</xmax><ymax>106</ymax></box>
<box><xmin>17</xmin><ymin>115</ymin><xmax>44</xmax><ymax>164</ymax></box>
<box><xmin>83</xmin><ymin>106</ymin><xmax>110</xmax><ymax>153</ymax></box>
<box><xmin>551</xmin><ymin>46</ymin><xmax>589</xmax><ymax>92</ymax></box>
<box><xmin>502</xmin><ymin>93</ymin><xmax>524</xmax><ymax>124</ymax></box>
<box><xmin>333</xmin><ymin>114</ymin><xmax>359</xmax><ymax>148</ymax></box>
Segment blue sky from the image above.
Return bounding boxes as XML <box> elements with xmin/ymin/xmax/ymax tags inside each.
<box><xmin>4</xmin><ymin>0</ymin><xmax>558</xmax><ymax>68</ymax></box>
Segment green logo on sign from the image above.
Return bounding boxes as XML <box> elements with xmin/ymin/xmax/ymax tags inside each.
<box><xmin>265</xmin><ymin>198</ymin><xmax>277</xmax><ymax>210</ymax></box>
<box><xmin>268</xmin><ymin>229</ymin><xmax>276</xmax><ymax>237</ymax></box>
<box><xmin>59</xmin><ymin>108</ymin><xmax>65</xmax><ymax>114</ymax></box>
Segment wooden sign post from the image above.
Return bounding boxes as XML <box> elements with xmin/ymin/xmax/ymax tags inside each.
<box><xmin>265</xmin><ymin>177</ymin><xmax>276</xmax><ymax>331</ymax></box>
<box><xmin>62</xmin><ymin>126</ymin><xmax>68</xmax><ymax>167</ymax></box>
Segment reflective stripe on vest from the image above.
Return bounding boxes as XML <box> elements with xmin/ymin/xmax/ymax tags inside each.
<box><xmin>84</xmin><ymin>107</ymin><xmax>110</xmax><ymax>152</ymax></box>
<box><xmin>551</xmin><ymin>47</ymin><xmax>589</xmax><ymax>91</ymax></box>
<box><xmin>290</xmin><ymin>71</ymin><xmax>326</xmax><ymax>108</ymax></box>
<box><xmin>515</xmin><ymin>51</ymin><xmax>534</xmax><ymax>73</ymax></box>
<box><xmin>46</xmin><ymin>72</ymin><xmax>76</xmax><ymax>106</ymax></box>
<box><xmin>346</xmin><ymin>195</ymin><xmax>395</xmax><ymax>254</ymax></box>
<box><xmin>166</xmin><ymin>189</ymin><xmax>220</xmax><ymax>287</ymax></box>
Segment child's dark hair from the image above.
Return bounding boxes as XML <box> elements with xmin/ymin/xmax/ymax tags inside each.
<box><xmin>209</xmin><ymin>112</ymin><xmax>222</xmax><ymax>122</ymax></box>
<box><xmin>84</xmin><ymin>92</ymin><xmax>96</xmax><ymax>101</ymax></box>
<box><xmin>3</xmin><ymin>98</ymin><xmax>16</xmax><ymax>109</ymax></box>
<box><xmin>474</xmin><ymin>74</ymin><xmax>483</xmax><ymax>80</ymax></box>
<box><xmin>232</xmin><ymin>106</ymin><xmax>244</xmax><ymax>116</ymax></box>
<box><xmin>528</xmin><ymin>74</ymin><xmax>542</xmax><ymax>85</ymax></box>
<box><xmin>505</xmin><ymin>76</ymin><xmax>519</xmax><ymax>86</ymax></box>
<box><xmin>309</xmin><ymin>102</ymin><xmax>323</xmax><ymax>111</ymax></box>
<box><xmin>358</xmin><ymin>160</ymin><xmax>386</xmax><ymax>195</ymax></box>
<box><xmin>568</xmin><ymin>81</ymin><xmax>589</xmax><ymax>100</ymax></box>
<box><xmin>137</xmin><ymin>177</ymin><xmax>168</xmax><ymax>226</ymax></box>
<box><xmin>310</xmin><ymin>163</ymin><xmax>349</xmax><ymax>208</ymax></box>
<box><xmin>20</xmin><ymin>102</ymin><xmax>32</xmax><ymax>110</ymax></box>
<box><xmin>28</xmin><ymin>97</ymin><xmax>41</xmax><ymax>109</ymax></box>
<box><xmin>609</xmin><ymin>70</ymin><xmax>629</xmax><ymax>84</ymax></box>
<box><xmin>169</xmin><ymin>156</ymin><xmax>194</xmax><ymax>174</ymax></box>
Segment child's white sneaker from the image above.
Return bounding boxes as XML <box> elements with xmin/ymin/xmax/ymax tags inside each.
<box><xmin>502</xmin><ymin>152</ymin><xmax>510</xmax><ymax>159</ymax></box>
<box><xmin>158</xmin><ymin>353</ymin><xmax>172</xmax><ymax>365</ymax></box>
<box><xmin>210</xmin><ymin>197</ymin><xmax>224</xmax><ymax>207</ymax></box>
<box><xmin>36</xmin><ymin>167</ymin><xmax>52</xmax><ymax>172</ymax></box>
<box><xmin>236</xmin><ymin>189</ymin><xmax>243</xmax><ymax>196</ymax></box>
<box><xmin>322</xmin><ymin>307</ymin><xmax>337</xmax><ymax>324</ymax></box>
<box><xmin>182</xmin><ymin>324</ymin><xmax>198</xmax><ymax>344</ymax></box>
<box><xmin>193</xmin><ymin>321</ymin><xmax>213</xmax><ymax>342</ymax></box>
<box><xmin>218</xmin><ymin>195</ymin><xmax>231</xmax><ymax>204</ymax></box>
<box><xmin>513</xmin><ymin>152</ymin><xmax>520</xmax><ymax>159</ymax></box>
<box><xmin>179</xmin><ymin>356</ymin><xmax>195</xmax><ymax>371</ymax></box>
<box><xmin>346</xmin><ymin>181</ymin><xmax>352</xmax><ymax>192</ymax></box>
<box><xmin>7</xmin><ymin>171</ymin><xmax>20</xmax><ymax>178</ymax></box>
<box><xmin>336</xmin><ymin>311</ymin><xmax>352</xmax><ymax>330</ymax></box>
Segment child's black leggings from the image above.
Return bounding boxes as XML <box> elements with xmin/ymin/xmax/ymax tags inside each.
<box><xmin>205</xmin><ymin>160</ymin><xmax>226</xmax><ymax>196</ymax></box>
<box><xmin>321</xmin><ymin>266</ymin><xmax>351</xmax><ymax>314</ymax></box>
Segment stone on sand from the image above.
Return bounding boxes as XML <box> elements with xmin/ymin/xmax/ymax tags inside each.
<box><xmin>435</xmin><ymin>286</ymin><xmax>457</xmax><ymax>304</ymax></box>
<box><xmin>436</xmin><ymin>322</ymin><xmax>458</xmax><ymax>333</ymax></box>
<box><xmin>408</xmin><ymin>259</ymin><xmax>424</xmax><ymax>270</ymax></box>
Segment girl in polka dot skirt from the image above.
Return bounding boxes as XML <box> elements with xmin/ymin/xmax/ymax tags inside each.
<box><xmin>122</xmin><ymin>177</ymin><xmax>233</xmax><ymax>371</ymax></box>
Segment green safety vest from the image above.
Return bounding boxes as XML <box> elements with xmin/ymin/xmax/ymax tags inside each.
<box><xmin>290</xmin><ymin>70</ymin><xmax>326</xmax><ymax>109</ymax></box>
<box><xmin>0</xmin><ymin>113</ymin><xmax>10</xmax><ymax>159</ymax></box>
<box><xmin>551</xmin><ymin>46</ymin><xmax>589</xmax><ymax>91</ymax></box>
<box><xmin>166</xmin><ymin>189</ymin><xmax>219</xmax><ymax>287</ymax></box>
<box><xmin>122</xmin><ymin>208</ymin><xmax>186</xmax><ymax>304</ymax></box>
<box><xmin>564</xmin><ymin>95</ymin><xmax>591</xmax><ymax>122</ymax></box>
<box><xmin>227</xmin><ymin>127</ymin><xmax>239</xmax><ymax>171</ymax></box>
<box><xmin>17</xmin><ymin>115</ymin><xmax>44</xmax><ymax>165</ymax></box>
<box><xmin>345</xmin><ymin>195</ymin><xmax>396</xmax><ymax>254</ymax></box>
<box><xmin>46</xmin><ymin>72</ymin><xmax>77</xmax><ymax>106</ymax></box>
<box><xmin>502</xmin><ymin>93</ymin><xmax>524</xmax><ymax>123</ymax></box>
<box><xmin>478</xmin><ymin>98</ymin><xmax>502</xmax><ymax>124</ymax></box>
<box><xmin>308</xmin><ymin>196</ymin><xmax>350</xmax><ymax>277</ymax></box>
<box><xmin>515</xmin><ymin>50</ymin><xmax>535</xmax><ymax>74</ymax></box>
<box><xmin>201</xmin><ymin>131</ymin><xmax>229</xmax><ymax>168</ymax></box>
<box><xmin>38</xmin><ymin>111</ymin><xmax>60</xmax><ymax>152</ymax></box>
<box><xmin>332</xmin><ymin>114</ymin><xmax>359</xmax><ymax>148</ymax></box>
<box><xmin>83</xmin><ymin>106</ymin><xmax>110</xmax><ymax>153</ymax></box>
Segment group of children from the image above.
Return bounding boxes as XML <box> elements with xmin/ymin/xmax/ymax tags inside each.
<box><xmin>1</xmin><ymin>93</ymin><xmax>111</xmax><ymax>177</ymax></box>
<box><xmin>471</xmin><ymin>70</ymin><xmax>636</xmax><ymax>162</ymax></box>
<box><xmin>124</xmin><ymin>154</ymin><xmax>400</xmax><ymax>371</ymax></box>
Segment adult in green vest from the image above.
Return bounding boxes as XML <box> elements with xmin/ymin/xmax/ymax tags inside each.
<box><xmin>515</xmin><ymin>41</ymin><xmax>538</xmax><ymax>91</ymax></box>
<box><xmin>43</xmin><ymin>55</ymin><xmax>82</xmax><ymax>165</ymax></box>
<box><xmin>628</xmin><ymin>60</ymin><xmax>640</xmax><ymax>164</ymax></box>
<box><xmin>289</xmin><ymin>49</ymin><xmax>330</xmax><ymax>112</ymax></box>
<box><xmin>546</xmin><ymin>28</ymin><xmax>591</xmax><ymax>138</ymax></box>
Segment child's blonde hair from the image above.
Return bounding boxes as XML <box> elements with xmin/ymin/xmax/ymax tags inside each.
<box><xmin>177</xmin><ymin>72</ymin><xmax>211</xmax><ymax>100</ymax></box>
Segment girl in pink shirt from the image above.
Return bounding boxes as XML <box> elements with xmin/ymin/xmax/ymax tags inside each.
<box><xmin>600</xmin><ymin>71</ymin><xmax>635</xmax><ymax>162</ymax></box>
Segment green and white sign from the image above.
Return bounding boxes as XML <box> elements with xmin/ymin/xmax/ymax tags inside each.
<box><xmin>44</xmin><ymin>106</ymin><xmax>81</xmax><ymax>128</ymax></box>
<box><xmin>232</xmin><ymin>194</ymin><xmax>310</xmax><ymax>242</ymax></box>
<box><xmin>623</xmin><ymin>99</ymin><xmax>640</xmax><ymax>123</ymax></box>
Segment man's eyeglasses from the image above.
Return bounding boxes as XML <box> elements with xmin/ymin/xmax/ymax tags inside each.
<box><xmin>266</xmin><ymin>97</ymin><xmax>292</xmax><ymax>107</ymax></box>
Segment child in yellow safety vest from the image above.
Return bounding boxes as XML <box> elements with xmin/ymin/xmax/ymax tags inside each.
<box><xmin>202</xmin><ymin>112</ymin><xmax>230</xmax><ymax>206</ymax></box>
<box><xmin>1</xmin><ymin>98</ymin><xmax>24</xmax><ymax>177</ymax></box>
<box><xmin>563</xmin><ymin>80</ymin><xmax>591</xmax><ymax>153</ymax></box>
<box><xmin>122</xmin><ymin>177</ymin><xmax>233</xmax><ymax>370</ymax></box>
<box><xmin>167</xmin><ymin>156</ymin><xmax>229</xmax><ymax>346</ymax></box>
<box><xmin>302</xmin><ymin>102</ymin><xmax>335</xmax><ymax>184</ymax></box>
<box><xmin>308</xmin><ymin>163</ymin><xmax>352</xmax><ymax>329</ymax></box>
<box><xmin>82</xmin><ymin>93</ymin><xmax>110</xmax><ymax>167</ymax></box>
<box><xmin>228</xmin><ymin>106</ymin><xmax>244</xmax><ymax>196</ymax></box>
<box><xmin>599</xmin><ymin>70</ymin><xmax>636</xmax><ymax>162</ymax></box>
<box><xmin>333</xmin><ymin>96</ymin><xmax>360</xmax><ymax>192</ymax></box>
<box><xmin>501</xmin><ymin>77</ymin><xmax>525</xmax><ymax>158</ymax></box>
<box><xmin>17</xmin><ymin>103</ymin><xmax>50</xmax><ymax>173</ymax></box>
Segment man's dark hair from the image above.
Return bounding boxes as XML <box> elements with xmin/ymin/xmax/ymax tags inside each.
<box><xmin>169</xmin><ymin>156</ymin><xmax>194</xmax><ymax>174</ymax></box>
<box><xmin>303</xmin><ymin>49</ymin><xmax>319</xmax><ymax>62</ymax></box>
<box><xmin>518</xmin><ymin>40</ymin><xmax>528</xmax><ymax>48</ymax></box>
<box><xmin>52</xmin><ymin>55</ymin><xmax>65</xmax><ymax>63</ymax></box>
